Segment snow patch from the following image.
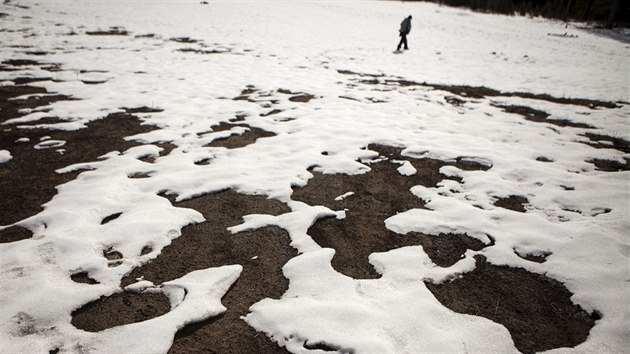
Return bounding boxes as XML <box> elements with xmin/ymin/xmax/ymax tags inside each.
<box><xmin>34</xmin><ymin>140</ymin><xmax>65</xmax><ymax>150</ymax></box>
<box><xmin>334</xmin><ymin>191</ymin><xmax>354</xmax><ymax>201</ymax></box>
<box><xmin>0</xmin><ymin>150</ymin><xmax>12</xmax><ymax>163</ymax></box>
<box><xmin>395</xmin><ymin>160</ymin><xmax>417</xmax><ymax>176</ymax></box>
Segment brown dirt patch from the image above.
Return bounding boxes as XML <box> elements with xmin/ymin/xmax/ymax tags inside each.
<box><xmin>9</xmin><ymin>77</ymin><xmax>51</xmax><ymax>85</ymax></box>
<box><xmin>260</xmin><ymin>109</ymin><xmax>283</xmax><ymax>117</ymax></box>
<box><xmin>417</xmin><ymin>82</ymin><xmax>503</xmax><ymax>99</ymax></box>
<box><xmin>177</xmin><ymin>48</ymin><xmax>228</xmax><ymax>55</ymax></box>
<box><xmin>581</xmin><ymin>132</ymin><xmax>630</xmax><ymax>153</ymax></box>
<box><xmin>494</xmin><ymin>195</ymin><xmax>529</xmax><ymax>212</ymax></box>
<box><xmin>2</xmin><ymin>59</ymin><xmax>41</xmax><ymax>67</ymax></box>
<box><xmin>70</xmin><ymin>271</ymin><xmax>99</xmax><ymax>285</ymax></box>
<box><xmin>292</xmin><ymin>144</ymin><xmax>492</xmax><ymax>278</ymax></box>
<box><xmin>170</xmin><ymin>37</ymin><xmax>199</xmax><ymax>44</ymax></box>
<box><xmin>135</xmin><ymin>33</ymin><xmax>156</xmax><ymax>39</ymax></box>
<box><xmin>574</xmin><ymin>132</ymin><xmax>630</xmax><ymax>171</ymax></box>
<box><xmin>445</xmin><ymin>95</ymin><xmax>467</xmax><ymax>106</ymax></box>
<box><xmin>587</xmin><ymin>157</ymin><xmax>630</xmax><ymax>171</ymax></box>
<box><xmin>110</xmin><ymin>190</ymin><xmax>295</xmax><ymax>354</ymax></box>
<box><xmin>233</xmin><ymin>86</ymin><xmax>258</xmax><ymax>102</ymax></box>
<box><xmin>100</xmin><ymin>212</ymin><xmax>122</xmax><ymax>225</ymax></box>
<box><xmin>493</xmin><ymin>104</ymin><xmax>595</xmax><ymax>129</ymax></box>
<box><xmin>72</xmin><ymin>292</ymin><xmax>171</xmax><ymax>332</ymax></box>
<box><xmin>122</xmin><ymin>106</ymin><xmax>164</xmax><ymax>114</ymax></box>
<box><xmin>339</xmin><ymin>69</ymin><xmax>618</xmax><ymax>109</ymax></box>
<box><xmin>277</xmin><ymin>88</ymin><xmax>316</xmax><ymax>103</ymax></box>
<box><xmin>336</xmin><ymin>69</ymin><xmax>383</xmax><ymax>78</ymax></box>
<box><xmin>0</xmin><ymin>225</ymin><xmax>32</xmax><ymax>243</ymax></box>
<box><xmin>234</xmin><ymin>86</ymin><xmax>314</xmax><ymax>107</ymax></box>
<box><xmin>507</xmin><ymin>91</ymin><xmax>618</xmax><ymax>109</ymax></box>
<box><xmin>0</xmin><ymin>83</ymin><xmax>71</xmax><ymax>123</ymax></box>
<box><xmin>288</xmin><ymin>93</ymin><xmax>315</xmax><ymax>103</ymax></box>
<box><xmin>0</xmin><ymin>66</ymin><xmax>21</xmax><ymax>72</ymax></box>
<box><xmin>1</xmin><ymin>93</ymin><xmax>75</xmax><ymax>122</ymax></box>
<box><xmin>205</xmin><ymin>123</ymin><xmax>275</xmax><ymax>149</ymax></box>
<box><xmin>86</xmin><ymin>27</ymin><xmax>129</xmax><ymax>36</ymax></box>
<box><xmin>426</xmin><ymin>256</ymin><xmax>597</xmax><ymax>354</ymax></box>
<box><xmin>338</xmin><ymin>95</ymin><xmax>361</xmax><ymax>102</ymax></box>
<box><xmin>23</xmin><ymin>51</ymin><xmax>51</xmax><ymax>56</ymax></box>
<box><xmin>80</xmin><ymin>80</ymin><xmax>107</xmax><ymax>85</ymax></box>
<box><xmin>308</xmin><ymin>215</ymin><xmax>488</xmax><ymax>275</ymax></box>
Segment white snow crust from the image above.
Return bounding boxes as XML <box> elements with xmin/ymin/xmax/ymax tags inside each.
<box><xmin>0</xmin><ymin>0</ymin><xmax>628</xmax><ymax>353</ymax></box>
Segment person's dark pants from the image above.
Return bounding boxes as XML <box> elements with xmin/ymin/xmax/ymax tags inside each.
<box><xmin>397</xmin><ymin>33</ymin><xmax>408</xmax><ymax>51</ymax></box>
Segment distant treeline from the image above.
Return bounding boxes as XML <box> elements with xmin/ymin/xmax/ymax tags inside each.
<box><xmin>410</xmin><ymin>0</ymin><xmax>629</xmax><ymax>27</ymax></box>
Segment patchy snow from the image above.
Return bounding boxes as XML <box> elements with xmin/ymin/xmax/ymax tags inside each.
<box><xmin>33</xmin><ymin>140</ymin><xmax>65</xmax><ymax>150</ymax></box>
<box><xmin>0</xmin><ymin>150</ymin><xmax>12</xmax><ymax>164</ymax></box>
<box><xmin>0</xmin><ymin>0</ymin><xmax>629</xmax><ymax>353</ymax></box>
<box><xmin>3</xmin><ymin>265</ymin><xmax>241</xmax><ymax>354</ymax></box>
<box><xmin>246</xmin><ymin>248</ymin><xmax>515</xmax><ymax>353</ymax></box>
<box><xmin>395</xmin><ymin>160</ymin><xmax>417</xmax><ymax>176</ymax></box>
<box><xmin>334</xmin><ymin>192</ymin><xmax>355</xmax><ymax>201</ymax></box>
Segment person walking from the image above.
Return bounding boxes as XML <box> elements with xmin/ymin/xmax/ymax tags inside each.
<box><xmin>397</xmin><ymin>15</ymin><xmax>412</xmax><ymax>51</ymax></box>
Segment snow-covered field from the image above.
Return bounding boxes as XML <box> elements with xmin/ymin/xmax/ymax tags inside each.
<box><xmin>1</xmin><ymin>0</ymin><xmax>629</xmax><ymax>353</ymax></box>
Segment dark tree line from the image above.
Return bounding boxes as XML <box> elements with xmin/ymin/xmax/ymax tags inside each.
<box><xmin>413</xmin><ymin>0</ymin><xmax>628</xmax><ymax>27</ymax></box>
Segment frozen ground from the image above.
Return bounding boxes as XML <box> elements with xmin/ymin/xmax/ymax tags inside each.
<box><xmin>0</xmin><ymin>0</ymin><xmax>629</xmax><ymax>353</ymax></box>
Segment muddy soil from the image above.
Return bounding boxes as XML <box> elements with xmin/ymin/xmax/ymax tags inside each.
<box><xmin>588</xmin><ymin>157</ymin><xmax>630</xmax><ymax>171</ymax></box>
<box><xmin>494</xmin><ymin>195</ymin><xmax>529</xmax><ymax>212</ymax></box>
<box><xmin>338</xmin><ymin>69</ymin><xmax>619</xmax><ymax>109</ymax></box>
<box><xmin>205</xmin><ymin>122</ymin><xmax>276</xmax><ymax>149</ymax></box>
<box><xmin>582</xmin><ymin>132</ymin><xmax>630</xmax><ymax>153</ymax></box>
<box><xmin>72</xmin><ymin>292</ymin><xmax>171</xmax><ymax>332</ymax></box>
<box><xmin>493</xmin><ymin>104</ymin><xmax>595</xmax><ymax>129</ymax></box>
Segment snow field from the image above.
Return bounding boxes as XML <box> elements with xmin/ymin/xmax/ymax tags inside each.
<box><xmin>0</xmin><ymin>0</ymin><xmax>629</xmax><ymax>353</ymax></box>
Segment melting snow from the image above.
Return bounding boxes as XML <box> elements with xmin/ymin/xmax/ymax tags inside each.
<box><xmin>0</xmin><ymin>0</ymin><xmax>628</xmax><ymax>353</ymax></box>
<box><xmin>33</xmin><ymin>140</ymin><xmax>66</xmax><ymax>150</ymax></box>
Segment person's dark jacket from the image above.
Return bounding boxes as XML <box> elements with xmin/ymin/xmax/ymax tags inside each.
<box><xmin>399</xmin><ymin>16</ymin><xmax>412</xmax><ymax>36</ymax></box>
